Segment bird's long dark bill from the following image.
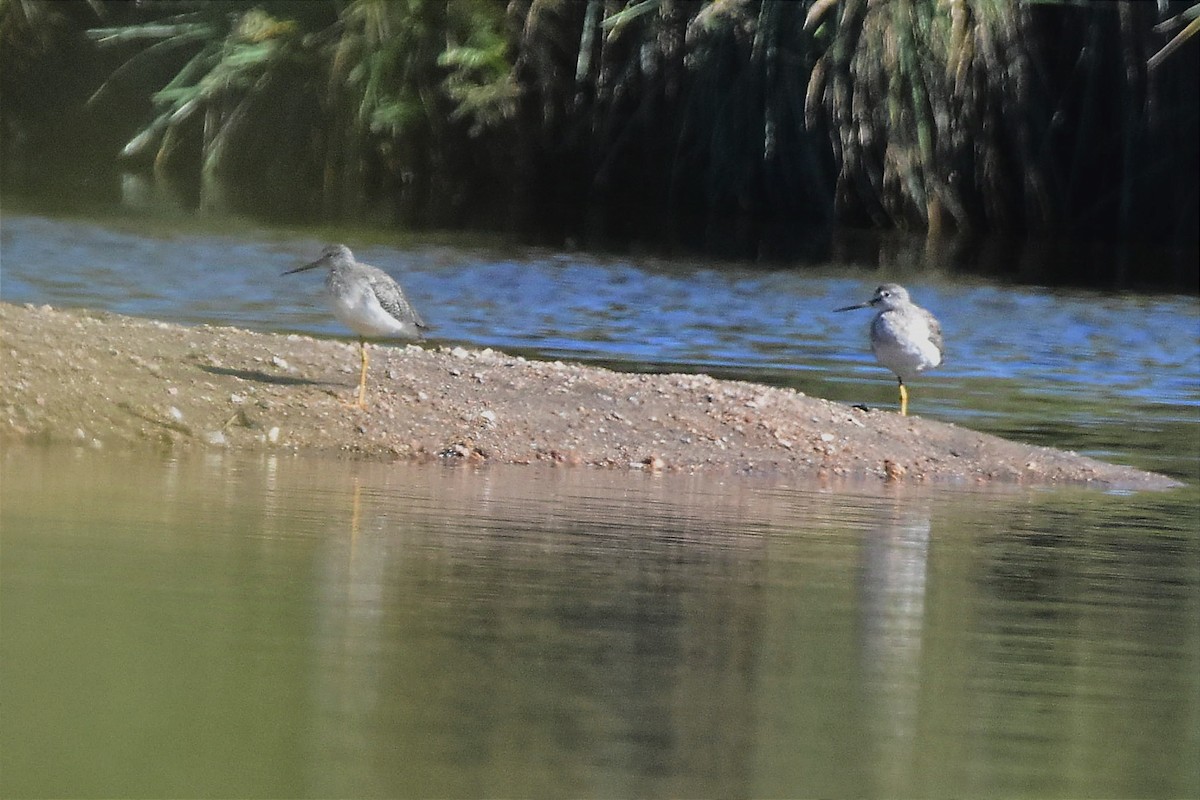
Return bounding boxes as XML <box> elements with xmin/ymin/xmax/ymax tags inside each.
<box><xmin>834</xmin><ymin>302</ymin><xmax>871</xmax><ymax>312</ymax></box>
<box><xmin>282</xmin><ymin>259</ymin><xmax>325</xmax><ymax>276</ymax></box>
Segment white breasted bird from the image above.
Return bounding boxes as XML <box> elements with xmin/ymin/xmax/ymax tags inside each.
<box><xmin>285</xmin><ymin>244</ymin><xmax>427</xmax><ymax>408</ymax></box>
<box><xmin>836</xmin><ymin>283</ymin><xmax>943</xmax><ymax>416</ymax></box>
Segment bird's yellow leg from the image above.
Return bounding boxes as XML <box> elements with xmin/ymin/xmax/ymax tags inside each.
<box><xmin>335</xmin><ymin>340</ymin><xmax>369</xmax><ymax>408</ymax></box>
<box><xmin>356</xmin><ymin>338</ymin><xmax>369</xmax><ymax>408</ymax></box>
<box><xmin>898</xmin><ymin>380</ymin><xmax>908</xmax><ymax>416</ymax></box>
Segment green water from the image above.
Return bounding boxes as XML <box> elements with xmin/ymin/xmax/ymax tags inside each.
<box><xmin>2</xmin><ymin>448</ymin><xmax>1197</xmax><ymax>798</ymax></box>
<box><xmin>3</xmin><ymin>209</ymin><xmax>1198</xmax><ymax>796</ymax></box>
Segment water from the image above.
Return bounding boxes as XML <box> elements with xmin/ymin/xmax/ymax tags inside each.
<box><xmin>2</xmin><ymin>449</ymin><xmax>1197</xmax><ymax>797</ymax></box>
<box><xmin>2</xmin><ymin>209</ymin><xmax>1199</xmax><ymax>796</ymax></box>
<box><xmin>2</xmin><ymin>211</ymin><xmax>1197</xmax><ymax>481</ymax></box>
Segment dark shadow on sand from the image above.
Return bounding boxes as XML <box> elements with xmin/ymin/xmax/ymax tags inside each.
<box><xmin>198</xmin><ymin>364</ymin><xmax>328</xmax><ymax>387</ymax></box>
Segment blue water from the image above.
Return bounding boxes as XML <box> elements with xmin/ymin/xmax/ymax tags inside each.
<box><xmin>2</xmin><ymin>211</ymin><xmax>1198</xmax><ymax>479</ymax></box>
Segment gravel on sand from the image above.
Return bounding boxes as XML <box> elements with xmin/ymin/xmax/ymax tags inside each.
<box><xmin>0</xmin><ymin>302</ymin><xmax>1179</xmax><ymax>490</ymax></box>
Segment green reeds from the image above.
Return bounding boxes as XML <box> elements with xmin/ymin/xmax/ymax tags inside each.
<box><xmin>6</xmin><ymin>0</ymin><xmax>1193</xmax><ymax>268</ymax></box>
<box><xmin>84</xmin><ymin>6</ymin><xmax>307</xmax><ymax>212</ymax></box>
<box><xmin>805</xmin><ymin>0</ymin><xmax>1042</xmax><ymax>233</ymax></box>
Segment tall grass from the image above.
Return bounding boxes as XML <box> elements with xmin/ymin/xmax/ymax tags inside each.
<box><xmin>1</xmin><ymin>0</ymin><xmax>1196</xmax><ymax>274</ymax></box>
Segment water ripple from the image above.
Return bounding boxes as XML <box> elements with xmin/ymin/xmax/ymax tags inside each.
<box><xmin>3</xmin><ymin>213</ymin><xmax>1197</xmax><ymax>477</ymax></box>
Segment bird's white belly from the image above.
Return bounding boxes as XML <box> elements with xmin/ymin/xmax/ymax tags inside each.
<box><xmin>871</xmin><ymin>314</ymin><xmax>942</xmax><ymax>380</ymax></box>
<box><xmin>328</xmin><ymin>282</ymin><xmax>420</xmax><ymax>339</ymax></box>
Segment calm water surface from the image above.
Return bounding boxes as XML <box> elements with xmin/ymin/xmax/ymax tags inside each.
<box><xmin>2</xmin><ymin>210</ymin><xmax>1199</xmax><ymax>797</ymax></box>
<box><xmin>2</xmin><ymin>450</ymin><xmax>1197</xmax><ymax>798</ymax></box>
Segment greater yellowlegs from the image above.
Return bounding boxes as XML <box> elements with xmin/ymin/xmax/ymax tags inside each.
<box><xmin>835</xmin><ymin>283</ymin><xmax>943</xmax><ymax>416</ymax></box>
<box><xmin>285</xmin><ymin>244</ymin><xmax>427</xmax><ymax>407</ymax></box>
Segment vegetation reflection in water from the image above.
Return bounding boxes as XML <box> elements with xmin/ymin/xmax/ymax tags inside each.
<box><xmin>2</xmin><ymin>449</ymin><xmax>1196</xmax><ymax>797</ymax></box>
<box><xmin>4</xmin><ymin>0</ymin><xmax>1195</xmax><ymax>283</ymax></box>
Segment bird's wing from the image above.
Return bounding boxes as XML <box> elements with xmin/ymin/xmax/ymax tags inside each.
<box><xmin>365</xmin><ymin>266</ymin><xmax>428</xmax><ymax>330</ymax></box>
<box><xmin>924</xmin><ymin>309</ymin><xmax>944</xmax><ymax>357</ymax></box>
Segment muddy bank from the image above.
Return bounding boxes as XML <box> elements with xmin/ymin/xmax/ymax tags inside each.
<box><xmin>0</xmin><ymin>302</ymin><xmax>1179</xmax><ymax>490</ymax></box>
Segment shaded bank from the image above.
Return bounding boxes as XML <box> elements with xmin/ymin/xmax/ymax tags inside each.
<box><xmin>0</xmin><ymin>302</ymin><xmax>1181</xmax><ymax>490</ymax></box>
<box><xmin>1</xmin><ymin>0</ymin><xmax>1197</xmax><ymax>288</ymax></box>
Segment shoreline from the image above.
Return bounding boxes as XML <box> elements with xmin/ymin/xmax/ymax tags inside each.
<box><xmin>0</xmin><ymin>302</ymin><xmax>1181</xmax><ymax>490</ymax></box>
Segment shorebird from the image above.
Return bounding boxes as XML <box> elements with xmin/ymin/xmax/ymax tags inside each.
<box><xmin>835</xmin><ymin>283</ymin><xmax>943</xmax><ymax>416</ymax></box>
<box><xmin>285</xmin><ymin>244</ymin><xmax>427</xmax><ymax>408</ymax></box>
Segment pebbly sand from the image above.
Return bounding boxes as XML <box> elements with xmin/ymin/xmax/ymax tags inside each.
<box><xmin>0</xmin><ymin>302</ymin><xmax>1180</xmax><ymax>490</ymax></box>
